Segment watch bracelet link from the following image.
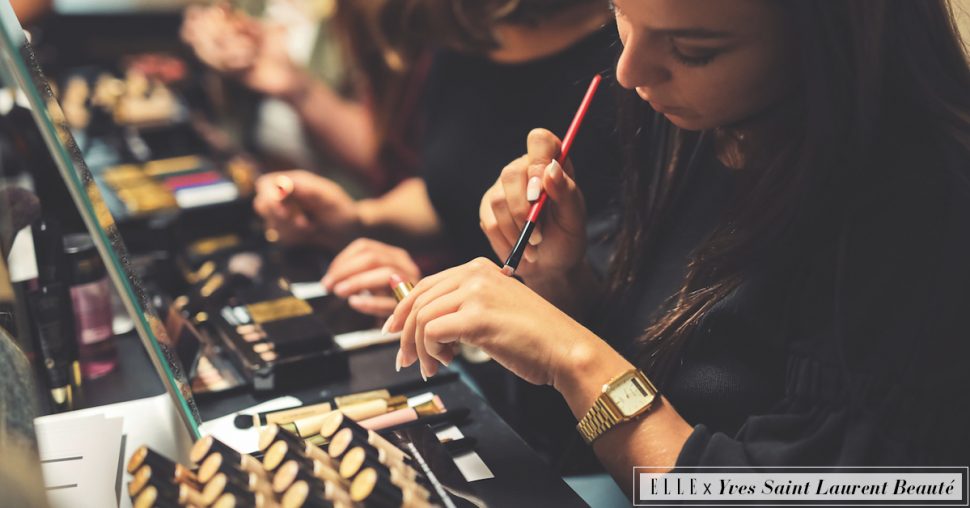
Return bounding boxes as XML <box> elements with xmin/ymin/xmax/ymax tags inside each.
<box><xmin>577</xmin><ymin>396</ymin><xmax>620</xmax><ymax>444</ymax></box>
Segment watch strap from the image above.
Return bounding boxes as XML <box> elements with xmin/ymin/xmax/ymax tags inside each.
<box><xmin>577</xmin><ymin>395</ymin><xmax>621</xmax><ymax>444</ymax></box>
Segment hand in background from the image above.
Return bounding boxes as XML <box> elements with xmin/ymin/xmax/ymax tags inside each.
<box><xmin>253</xmin><ymin>170</ymin><xmax>360</xmax><ymax>251</ymax></box>
<box><xmin>181</xmin><ymin>4</ymin><xmax>308</xmax><ymax>99</ymax></box>
<box><xmin>322</xmin><ymin>238</ymin><xmax>422</xmax><ymax>317</ymax></box>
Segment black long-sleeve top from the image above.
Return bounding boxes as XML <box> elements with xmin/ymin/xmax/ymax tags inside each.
<box><xmin>420</xmin><ymin>25</ymin><xmax>622</xmax><ymax>265</ymax></box>
<box><xmin>599</xmin><ymin>136</ymin><xmax>970</xmax><ymax>467</ymax></box>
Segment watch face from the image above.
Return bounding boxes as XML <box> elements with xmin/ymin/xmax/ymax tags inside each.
<box><xmin>608</xmin><ymin>378</ymin><xmax>652</xmax><ymax>417</ymax></box>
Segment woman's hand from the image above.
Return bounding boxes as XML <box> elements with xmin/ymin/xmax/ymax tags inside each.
<box><xmin>385</xmin><ymin>258</ymin><xmax>600</xmax><ymax>384</ymax></box>
<box><xmin>253</xmin><ymin>170</ymin><xmax>360</xmax><ymax>251</ymax></box>
<box><xmin>182</xmin><ymin>4</ymin><xmax>259</xmax><ymax>74</ymax></box>
<box><xmin>322</xmin><ymin>239</ymin><xmax>421</xmax><ymax>317</ymax></box>
<box><xmin>479</xmin><ymin>128</ymin><xmax>588</xmax><ymax>281</ymax></box>
<box><xmin>181</xmin><ymin>5</ymin><xmax>306</xmax><ymax>99</ymax></box>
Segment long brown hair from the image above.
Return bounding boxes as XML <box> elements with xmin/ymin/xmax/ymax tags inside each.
<box><xmin>610</xmin><ymin>0</ymin><xmax>970</xmax><ymax>382</ymax></box>
<box><xmin>334</xmin><ymin>0</ymin><xmax>601</xmax><ymax>184</ymax></box>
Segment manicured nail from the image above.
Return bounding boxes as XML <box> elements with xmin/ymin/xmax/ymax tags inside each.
<box><xmin>526</xmin><ymin>176</ymin><xmax>541</xmax><ymax>201</ymax></box>
<box><xmin>545</xmin><ymin>160</ymin><xmax>561</xmax><ymax>178</ymax></box>
<box><xmin>420</xmin><ymin>368</ymin><xmax>428</xmax><ymax>382</ymax></box>
<box><xmin>395</xmin><ymin>348</ymin><xmax>402</xmax><ymax>372</ymax></box>
<box><xmin>528</xmin><ymin>228</ymin><xmax>542</xmax><ymax>246</ymax></box>
<box><xmin>381</xmin><ymin>315</ymin><xmax>394</xmax><ymax>335</ymax></box>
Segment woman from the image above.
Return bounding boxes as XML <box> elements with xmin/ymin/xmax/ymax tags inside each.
<box><xmin>256</xmin><ymin>0</ymin><xmax>622</xmax><ymax>318</ymax></box>
<box><xmin>253</xmin><ymin>0</ymin><xmax>623</xmax><ymax>464</ymax></box>
<box><xmin>386</xmin><ymin>0</ymin><xmax>970</xmax><ymax>490</ymax></box>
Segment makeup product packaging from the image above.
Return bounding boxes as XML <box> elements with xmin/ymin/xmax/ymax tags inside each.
<box><xmin>63</xmin><ymin>233</ymin><xmax>117</xmax><ymax>378</ymax></box>
<box><xmin>211</xmin><ymin>299</ymin><xmax>349</xmax><ymax>392</ymax></box>
<box><xmin>27</xmin><ymin>285</ymin><xmax>76</xmax><ymax>411</ymax></box>
<box><xmin>27</xmin><ymin>216</ymin><xmax>82</xmax><ymax>409</ymax></box>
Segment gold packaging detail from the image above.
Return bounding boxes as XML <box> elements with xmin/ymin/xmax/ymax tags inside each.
<box><xmin>188</xmin><ymin>234</ymin><xmax>241</xmax><ymax>257</ymax></box>
<box><xmin>184</xmin><ymin>260</ymin><xmax>216</xmax><ymax>285</ymax></box>
<box><xmin>143</xmin><ymin>155</ymin><xmax>203</xmax><ymax>177</ymax></box>
<box><xmin>245</xmin><ymin>297</ymin><xmax>313</xmax><ymax>323</ymax></box>
<box><xmin>199</xmin><ymin>273</ymin><xmax>225</xmax><ymax>298</ymax></box>
<box><xmin>334</xmin><ymin>389</ymin><xmax>391</xmax><ymax>409</ymax></box>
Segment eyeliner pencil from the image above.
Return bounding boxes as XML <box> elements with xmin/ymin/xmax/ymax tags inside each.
<box><xmin>501</xmin><ymin>74</ymin><xmax>602</xmax><ymax>275</ymax></box>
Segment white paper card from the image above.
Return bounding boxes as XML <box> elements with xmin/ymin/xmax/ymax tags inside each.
<box><xmin>199</xmin><ymin>396</ymin><xmax>301</xmax><ymax>454</ymax></box>
<box><xmin>36</xmin><ymin>414</ymin><xmax>124</xmax><ymax>508</ymax></box>
<box><xmin>435</xmin><ymin>425</ymin><xmax>494</xmax><ymax>482</ymax></box>
<box><xmin>290</xmin><ymin>281</ymin><xmax>328</xmax><ymax>300</ymax></box>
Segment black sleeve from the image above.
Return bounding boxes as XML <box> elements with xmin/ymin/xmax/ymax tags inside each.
<box><xmin>678</xmin><ymin>156</ymin><xmax>970</xmax><ymax>467</ymax></box>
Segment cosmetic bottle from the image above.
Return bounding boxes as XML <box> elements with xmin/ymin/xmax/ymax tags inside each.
<box><xmin>27</xmin><ymin>216</ymin><xmax>81</xmax><ymax>409</ymax></box>
<box><xmin>63</xmin><ymin>233</ymin><xmax>117</xmax><ymax>378</ymax></box>
<box><xmin>28</xmin><ymin>284</ymin><xmax>76</xmax><ymax>411</ymax></box>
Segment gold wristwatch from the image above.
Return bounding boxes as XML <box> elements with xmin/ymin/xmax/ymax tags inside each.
<box><xmin>577</xmin><ymin>368</ymin><xmax>658</xmax><ymax>444</ymax></box>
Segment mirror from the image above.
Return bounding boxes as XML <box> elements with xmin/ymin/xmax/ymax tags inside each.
<box><xmin>0</xmin><ymin>2</ymin><xmax>201</xmax><ymax>438</ymax></box>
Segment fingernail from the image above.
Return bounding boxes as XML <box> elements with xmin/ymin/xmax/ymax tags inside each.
<box><xmin>421</xmin><ymin>368</ymin><xmax>428</xmax><ymax>382</ymax></box>
<box><xmin>523</xmin><ymin>249</ymin><xmax>536</xmax><ymax>263</ymax></box>
<box><xmin>528</xmin><ymin>228</ymin><xmax>542</xmax><ymax>246</ymax></box>
<box><xmin>395</xmin><ymin>348</ymin><xmax>402</xmax><ymax>372</ymax></box>
<box><xmin>320</xmin><ymin>276</ymin><xmax>331</xmax><ymax>288</ymax></box>
<box><xmin>348</xmin><ymin>295</ymin><xmax>361</xmax><ymax>306</ymax></box>
<box><xmin>526</xmin><ymin>176</ymin><xmax>541</xmax><ymax>201</ymax></box>
<box><xmin>333</xmin><ymin>282</ymin><xmax>348</xmax><ymax>295</ymax></box>
<box><xmin>545</xmin><ymin>160</ymin><xmax>561</xmax><ymax>178</ymax></box>
<box><xmin>381</xmin><ymin>315</ymin><xmax>394</xmax><ymax>335</ymax></box>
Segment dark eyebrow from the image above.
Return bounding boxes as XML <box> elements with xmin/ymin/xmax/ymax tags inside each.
<box><xmin>648</xmin><ymin>27</ymin><xmax>733</xmax><ymax>40</ymax></box>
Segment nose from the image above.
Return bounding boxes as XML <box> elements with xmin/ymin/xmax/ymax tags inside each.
<box><xmin>615</xmin><ymin>33</ymin><xmax>670</xmax><ymax>95</ymax></box>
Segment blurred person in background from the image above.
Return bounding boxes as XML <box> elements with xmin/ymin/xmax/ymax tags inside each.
<box><xmin>187</xmin><ymin>0</ymin><xmax>625</xmax><ymax>474</ymax></box>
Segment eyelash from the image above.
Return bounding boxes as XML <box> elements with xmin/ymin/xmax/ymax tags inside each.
<box><xmin>610</xmin><ymin>2</ymin><xmax>719</xmax><ymax>67</ymax></box>
<box><xmin>669</xmin><ymin>41</ymin><xmax>718</xmax><ymax>67</ymax></box>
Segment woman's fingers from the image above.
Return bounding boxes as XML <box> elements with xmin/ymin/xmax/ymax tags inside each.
<box><xmin>347</xmin><ymin>294</ymin><xmax>398</xmax><ymax>317</ymax></box>
<box><xmin>498</xmin><ymin>157</ymin><xmax>531</xmax><ymax>225</ymax></box>
<box><xmin>526</xmin><ymin>128</ymin><xmax>562</xmax><ymax>163</ymax></box>
<box><xmin>323</xmin><ymin>239</ymin><xmax>372</xmax><ymax>285</ymax></box>
<box><xmin>393</xmin><ymin>270</ymin><xmax>460</xmax><ymax>367</ymax></box>
<box><xmin>480</xmin><ymin>188</ymin><xmax>513</xmax><ymax>258</ymax></box>
<box><xmin>331</xmin><ymin>267</ymin><xmax>393</xmax><ymax>298</ymax></box>
<box><xmin>542</xmin><ymin>160</ymin><xmax>586</xmax><ymax>236</ymax></box>
<box><xmin>488</xmin><ymin>188</ymin><xmax>525</xmax><ymax>252</ymax></box>
<box><xmin>323</xmin><ymin>248</ymin><xmax>384</xmax><ymax>290</ymax></box>
<box><xmin>402</xmin><ymin>278</ymin><xmax>461</xmax><ymax>376</ymax></box>
<box><xmin>413</xmin><ymin>291</ymin><xmax>464</xmax><ymax>368</ymax></box>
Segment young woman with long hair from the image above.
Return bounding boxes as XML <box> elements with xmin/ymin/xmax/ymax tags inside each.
<box><xmin>387</xmin><ymin>0</ymin><xmax>970</xmax><ymax>490</ymax></box>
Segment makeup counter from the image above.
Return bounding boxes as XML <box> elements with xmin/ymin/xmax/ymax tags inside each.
<box><xmin>0</xmin><ymin>7</ymin><xmax>587</xmax><ymax>508</ymax></box>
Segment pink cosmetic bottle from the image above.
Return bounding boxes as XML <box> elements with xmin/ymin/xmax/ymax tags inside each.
<box><xmin>63</xmin><ymin>233</ymin><xmax>117</xmax><ymax>379</ymax></box>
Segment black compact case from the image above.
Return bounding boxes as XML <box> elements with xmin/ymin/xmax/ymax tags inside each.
<box><xmin>164</xmin><ymin>246</ymin><xmax>352</xmax><ymax>393</ymax></box>
<box><xmin>209</xmin><ymin>309</ymin><xmax>349</xmax><ymax>392</ymax></box>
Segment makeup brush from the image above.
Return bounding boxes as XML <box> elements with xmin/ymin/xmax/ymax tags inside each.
<box><xmin>501</xmin><ymin>74</ymin><xmax>602</xmax><ymax>276</ymax></box>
